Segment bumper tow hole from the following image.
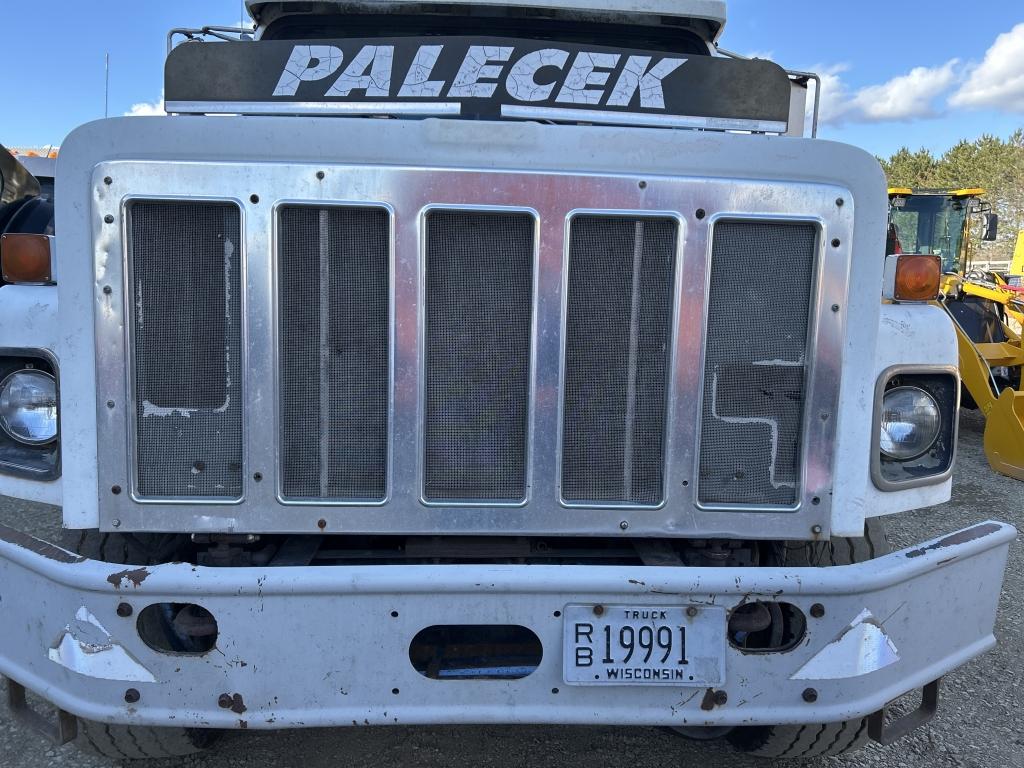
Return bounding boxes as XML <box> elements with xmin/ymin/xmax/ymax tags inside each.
<box><xmin>137</xmin><ymin>603</ymin><xmax>218</xmax><ymax>654</ymax></box>
<box><xmin>410</xmin><ymin>625</ymin><xmax>542</xmax><ymax>680</ymax></box>
<box><xmin>727</xmin><ymin>602</ymin><xmax>806</xmax><ymax>653</ymax></box>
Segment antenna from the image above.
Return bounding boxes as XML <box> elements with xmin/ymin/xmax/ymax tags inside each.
<box><xmin>104</xmin><ymin>53</ymin><xmax>110</xmax><ymax>118</ymax></box>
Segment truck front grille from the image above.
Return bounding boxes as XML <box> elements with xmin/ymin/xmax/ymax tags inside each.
<box><xmin>278</xmin><ymin>205</ymin><xmax>390</xmax><ymax>501</ymax></box>
<box><xmin>697</xmin><ymin>221</ymin><xmax>818</xmax><ymax>506</ymax></box>
<box><xmin>423</xmin><ymin>210</ymin><xmax>534</xmax><ymax>502</ymax></box>
<box><xmin>105</xmin><ymin>163</ymin><xmax>842</xmax><ymax>536</ymax></box>
<box><xmin>128</xmin><ymin>201</ymin><xmax>243</xmax><ymax>498</ymax></box>
<box><xmin>561</xmin><ymin>215</ymin><xmax>677</xmax><ymax>505</ymax></box>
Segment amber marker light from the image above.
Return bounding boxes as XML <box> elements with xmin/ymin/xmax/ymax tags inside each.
<box><xmin>0</xmin><ymin>234</ymin><xmax>53</xmax><ymax>284</ymax></box>
<box><xmin>893</xmin><ymin>254</ymin><xmax>940</xmax><ymax>301</ymax></box>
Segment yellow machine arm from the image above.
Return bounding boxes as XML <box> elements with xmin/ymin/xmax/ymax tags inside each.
<box><xmin>941</xmin><ymin>276</ymin><xmax>1024</xmax><ymax>480</ymax></box>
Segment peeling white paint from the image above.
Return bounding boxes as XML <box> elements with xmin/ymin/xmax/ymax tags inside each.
<box><xmin>751</xmin><ymin>355</ymin><xmax>804</xmax><ymax>367</ymax></box>
<box><xmin>791</xmin><ymin>609</ymin><xmax>900</xmax><ymax>680</ymax></box>
<box><xmin>142</xmin><ymin>400</ymin><xmax>197</xmax><ymax>418</ymax></box>
<box><xmin>48</xmin><ymin>607</ymin><xmax>156</xmax><ymax>683</ymax></box>
<box><xmin>710</xmin><ymin>371</ymin><xmax>795</xmax><ymax>490</ymax></box>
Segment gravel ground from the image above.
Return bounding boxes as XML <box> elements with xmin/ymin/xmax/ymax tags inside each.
<box><xmin>1</xmin><ymin>408</ymin><xmax>1021</xmax><ymax>768</ymax></box>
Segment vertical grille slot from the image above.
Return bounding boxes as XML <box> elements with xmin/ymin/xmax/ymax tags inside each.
<box><xmin>128</xmin><ymin>200</ymin><xmax>243</xmax><ymax>498</ymax></box>
<box><xmin>698</xmin><ymin>221</ymin><xmax>818</xmax><ymax>506</ymax></box>
<box><xmin>423</xmin><ymin>210</ymin><xmax>534</xmax><ymax>502</ymax></box>
<box><xmin>561</xmin><ymin>215</ymin><xmax>677</xmax><ymax>505</ymax></box>
<box><xmin>278</xmin><ymin>206</ymin><xmax>390</xmax><ymax>501</ymax></box>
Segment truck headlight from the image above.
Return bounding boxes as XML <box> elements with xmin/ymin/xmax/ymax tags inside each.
<box><xmin>0</xmin><ymin>369</ymin><xmax>58</xmax><ymax>445</ymax></box>
<box><xmin>879</xmin><ymin>386</ymin><xmax>941</xmax><ymax>460</ymax></box>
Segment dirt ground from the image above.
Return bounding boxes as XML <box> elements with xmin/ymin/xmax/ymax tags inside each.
<box><xmin>0</xmin><ymin>408</ymin><xmax>1021</xmax><ymax>768</ymax></box>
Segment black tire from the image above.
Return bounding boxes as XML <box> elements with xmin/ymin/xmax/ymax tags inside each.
<box><xmin>726</xmin><ymin>519</ymin><xmax>889</xmax><ymax>759</ymax></box>
<box><xmin>62</xmin><ymin>529</ymin><xmax>221</xmax><ymax>759</ymax></box>
<box><xmin>75</xmin><ymin>720</ymin><xmax>220</xmax><ymax>760</ymax></box>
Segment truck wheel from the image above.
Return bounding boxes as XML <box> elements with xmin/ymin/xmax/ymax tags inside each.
<box><xmin>725</xmin><ymin>519</ymin><xmax>889</xmax><ymax>759</ymax></box>
<box><xmin>61</xmin><ymin>529</ymin><xmax>221</xmax><ymax>759</ymax></box>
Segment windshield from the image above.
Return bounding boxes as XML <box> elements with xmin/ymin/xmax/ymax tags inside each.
<box><xmin>888</xmin><ymin>195</ymin><xmax>968</xmax><ymax>272</ymax></box>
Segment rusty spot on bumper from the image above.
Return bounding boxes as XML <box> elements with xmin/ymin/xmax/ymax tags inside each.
<box><xmin>106</xmin><ymin>568</ymin><xmax>150</xmax><ymax>589</ymax></box>
<box><xmin>904</xmin><ymin>523</ymin><xmax>1002</xmax><ymax>559</ymax></box>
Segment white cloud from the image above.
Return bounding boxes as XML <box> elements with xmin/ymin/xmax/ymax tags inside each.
<box><xmin>950</xmin><ymin>23</ymin><xmax>1024</xmax><ymax>112</ymax></box>
<box><xmin>813</xmin><ymin>61</ymin><xmax>958</xmax><ymax>125</ymax></box>
<box><xmin>125</xmin><ymin>94</ymin><xmax>165</xmax><ymax>117</ymax></box>
<box><xmin>850</xmin><ymin>60</ymin><xmax>958</xmax><ymax>121</ymax></box>
<box><xmin>814</xmin><ymin>64</ymin><xmax>852</xmax><ymax>124</ymax></box>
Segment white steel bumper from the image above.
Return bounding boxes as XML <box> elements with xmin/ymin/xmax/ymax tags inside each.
<box><xmin>0</xmin><ymin>521</ymin><xmax>1015</xmax><ymax>732</ymax></box>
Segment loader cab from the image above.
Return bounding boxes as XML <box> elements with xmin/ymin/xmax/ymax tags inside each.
<box><xmin>887</xmin><ymin>188</ymin><xmax>993</xmax><ymax>274</ymax></box>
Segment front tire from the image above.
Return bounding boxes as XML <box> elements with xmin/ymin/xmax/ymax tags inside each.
<box><xmin>62</xmin><ymin>529</ymin><xmax>221</xmax><ymax>759</ymax></box>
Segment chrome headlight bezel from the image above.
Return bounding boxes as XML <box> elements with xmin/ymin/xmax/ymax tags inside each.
<box><xmin>0</xmin><ymin>349</ymin><xmax>60</xmax><ymax>480</ymax></box>
<box><xmin>0</xmin><ymin>368</ymin><xmax>58</xmax><ymax>446</ymax></box>
<box><xmin>871</xmin><ymin>366</ymin><xmax>959</xmax><ymax>491</ymax></box>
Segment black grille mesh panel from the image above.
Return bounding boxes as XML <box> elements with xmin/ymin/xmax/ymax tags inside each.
<box><xmin>698</xmin><ymin>221</ymin><xmax>818</xmax><ymax>506</ymax></box>
<box><xmin>279</xmin><ymin>206</ymin><xmax>389</xmax><ymax>500</ymax></box>
<box><xmin>561</xmin><ymin>216</ymin><xmax>677</xmax><ymax>505</ymax></box>
<box><xmin>129</xmin><ymin>201</ymin><xmax>242</xmax><ymax>498</ymax></box>
<box><xmin>423</xmin><ymin>211</ymin><xmax>533</xmax><ymax>501</ymax></box>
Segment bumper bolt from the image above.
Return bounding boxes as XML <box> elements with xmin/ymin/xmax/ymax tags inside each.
<box><xmin>811</xmin><ymin>524</ymin><xmax>822</xmax><ymax>535</ymax></box>
<box><xmin>802</xmin><ymin>688</ymin><xmax>818</xmax><ymax>703</ymax></box>
<box><xmin>713</xmin><ymin>690</ymin><xmax>728</xmax><ymax>706</ymax></box>
<box><xmin>124</xmin><ymin>688</ymin><xmax>140</xmax><ymax>704</ymax></box>
<box><xmin>810</xmin><ymin>603</ymin><xmax>825</xmax><ymax>618</ymax></box>
<box><xmin>619</xmin><ymin>521</ymin><xmax>629</xmax><ymax>530</ymax></box>
<box><xmin>218</xmin><ymin>694</ymin><xmax>233</xmax><ymax>709</ymax></box>
<box><xmin>116</xmin><ymin>602</ymin><xmax>133</xmax><ymax>618</ymax></box>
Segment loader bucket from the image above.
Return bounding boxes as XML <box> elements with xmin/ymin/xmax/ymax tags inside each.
<box><xmin>983</xmin><ymin>388</ymin><xmax>1024</xmax><ymax>481</ymax></box>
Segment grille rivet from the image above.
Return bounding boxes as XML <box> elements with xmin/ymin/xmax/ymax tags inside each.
<box><xmin>116</xmin><ymin>602</ymin><xmax>133</xmax><ymax>618</ymax></box>
<box><xmin>111</xmin><ymin>485</ymin><xmax>122</xmax><ymax>496</ymax></box>
<box><xmin>107</xmin><ymin>400</ymin><xmax>115</xmax><ymax>409</ymax></box>
<box><xmin>316</xmin><ymin>171</ymin><xmax>325</xmax><ymax>180</ymax></box>
<box><xmin>836</xmin><ymin>198</ymin><xmax>844</xmax><ymax>207</ymax></box>
<box><xmin>802</xmin><ymin>687</ymin><xmax>819</xmax><ymax>703</ymax></box>
<box><xmin>103</xmin><ymin>214</ymin><xmax>114</xmax><ymax>224</ymax></box>
<box><xmin>250</xmin><ymin>194</ymin><xmax>260</xmax><ymax>204</ymax></box>
<box><xmin>619</xmin><ymin>521</ymin><xmax>629</xmax><ymax>531</ymax></box>
<box><xmin>317</xmin><ymin>518</ymin><xmax>327</xmax><ymax>530</ymax></box>
<box><xmin>111</xmin><ymin>518</ymin><xmax>121</xmax><ymax>528</ymax></box>
<box><xmin>810</xmin><ymin>603</ymin><xmax>825</xmax><ymax>618</ymax></box>
<box><xmin>102</xmin><ymin>285</ymin><xmax>112</xmax><ymax>295</ymax></box>
<box><xmin>124</xmin><ymin>688</ymin><xmax>140</xmax><ymax>704</ymax></box>
<box><xmin>831</xmin><ymin>238</ymin><xmax>841</xmax><ymax>248</ymax></box>
<box><xmin>695</xmin><ymin>208</ymin><xmax>707</xmax><ymax>220</ymax></box>
<box><xmin>103</xmin><ymin>176</ymin><xmax>113</xmax><ymax>186</ymax></box>
<box><xmin>831</xmin><ymin>304</ymin><xmax>840</xmax><ymax>312</ymax></box>
<box><xmin>638</xmin><ymin>180</ymin><xmax>647</xmax><ymax>189</ymax></box>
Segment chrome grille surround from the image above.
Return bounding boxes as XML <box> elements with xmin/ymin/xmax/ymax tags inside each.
<box><xmin>93</xmin><ymin>162</ymin><xmax>851</xmax><ymax>538</ymax></box>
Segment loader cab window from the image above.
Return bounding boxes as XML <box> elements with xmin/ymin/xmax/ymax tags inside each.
<box><xmin>889</xmin><ymin>196</ymin><xmax>967</xmax><ymax>273</ymax></box>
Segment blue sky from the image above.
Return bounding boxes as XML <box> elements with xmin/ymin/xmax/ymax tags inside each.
<box><xmin>2</xmin><ymin>0</ymin><xmax>1023</xmax><ymax>158</ymax></box>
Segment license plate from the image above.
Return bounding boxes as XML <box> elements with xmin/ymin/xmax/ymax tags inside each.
<box><xmin>562</xmin><ymin>604</ymin><xmax>726</xmax><ymax>686</ymax></box>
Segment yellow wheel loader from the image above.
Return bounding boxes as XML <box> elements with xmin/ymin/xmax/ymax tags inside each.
<box><xmin>887</xmin><ymin>187</ymin><xmax>1024</xmax><ymax>478</ymax></box>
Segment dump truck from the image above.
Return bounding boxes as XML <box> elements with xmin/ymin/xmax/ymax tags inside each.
<box><xmin>887</xmin><ymin>187</ymin><xmax>1024</xmax><ymax>480</ymax></box>
<box><xmin>0</xmin><ymin>0</ymin><xmax>1015</xmax><ymax>760</ymax></box>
